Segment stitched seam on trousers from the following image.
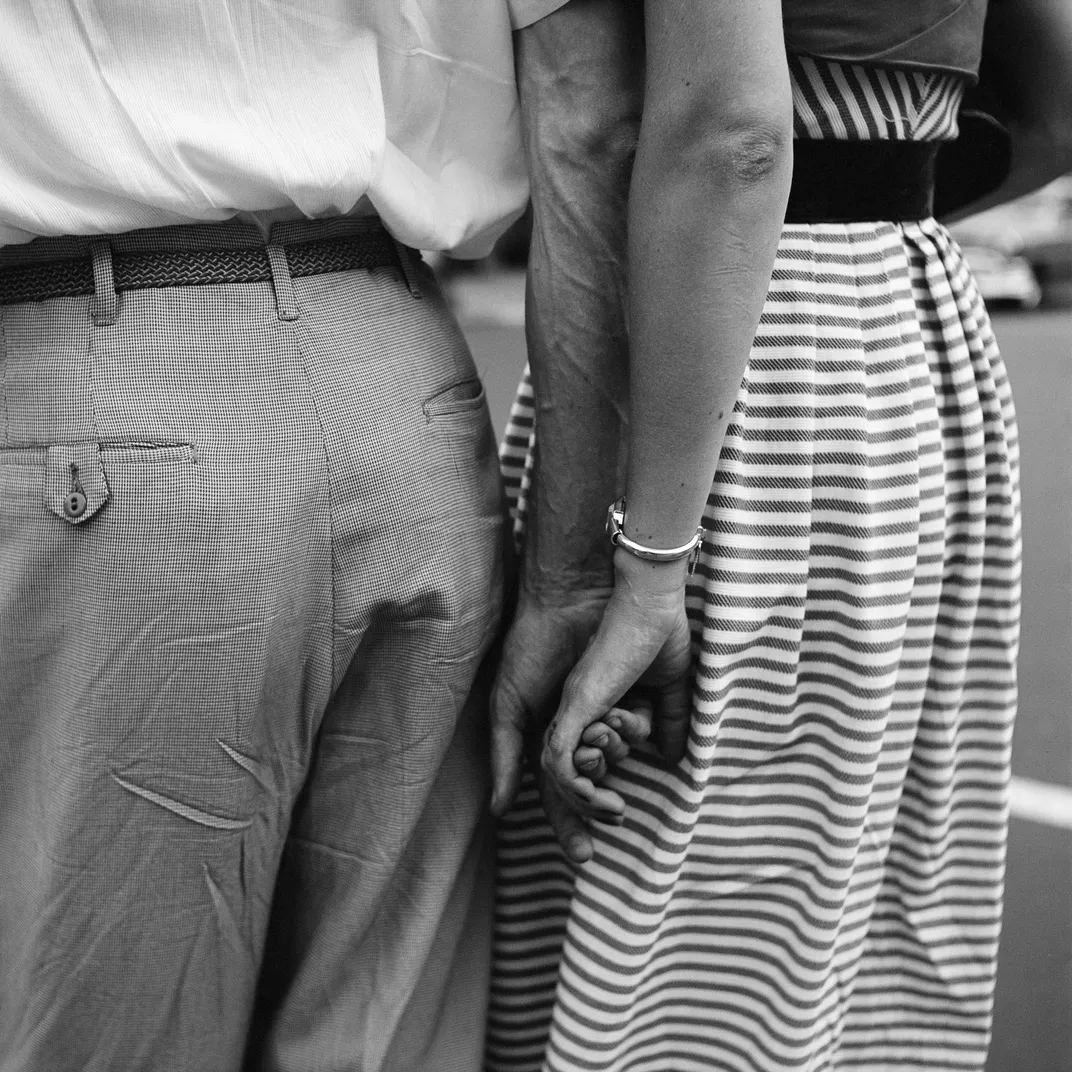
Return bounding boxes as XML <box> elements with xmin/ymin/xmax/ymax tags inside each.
<box><xmin>89</xmin><ymin>286</ymin><xmax>103</xmax><ymax>454</ymax></box>
<box><xmin>0</xmin><ymin>437</ymin><xmax>196</xmax><ymax>450</ymax></box>
<box><xmin>289</xmin><ymin>319</ymin><xmax>337</xmax><ymax>688</ymax></box>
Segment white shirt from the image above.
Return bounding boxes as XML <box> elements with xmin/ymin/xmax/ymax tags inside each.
<box><xmin>0</xmin><ymin>0</ymin><xmax>566</xmax><ymax>254</ymax></box>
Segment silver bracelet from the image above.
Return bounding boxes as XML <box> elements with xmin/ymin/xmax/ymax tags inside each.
<box><xmin>605</xmin><ymin>497</ymin><xmax>705</xmax><ymax>573</ymax></box>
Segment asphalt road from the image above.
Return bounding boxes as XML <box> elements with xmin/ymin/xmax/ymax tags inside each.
<box><xmin>986</xmin><ymin>311</ymin><xmax>1072</xmax><ymax>1072</ymax></box>
<box><xmin>460</xmin><ymin>279</ymin><xmax>1072</xmax><ymax>1072</ymax></box>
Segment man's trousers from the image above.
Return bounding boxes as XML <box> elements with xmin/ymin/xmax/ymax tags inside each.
<box><xmin>0</xmin><ymin>218</ymin><xmax>505</xmax><ymax>1072</ymax></box>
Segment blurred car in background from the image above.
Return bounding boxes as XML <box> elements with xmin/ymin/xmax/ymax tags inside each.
<box><xmin>950</xmin><ymin>177</ymin><xmax>1072</xmax><ymax>309</ymax></box>
<box><xmin>961</xmin><ymin>245</ymin><xmax>1042</xmax><ymax>311</ymax></box>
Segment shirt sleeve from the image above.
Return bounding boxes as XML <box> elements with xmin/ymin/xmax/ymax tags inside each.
<box><xmin>508</xmin><ymin>0</ymin><xmax>572</xmax><ymax>30</ymax></box>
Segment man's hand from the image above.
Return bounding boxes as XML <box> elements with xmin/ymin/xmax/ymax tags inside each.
<box><xmin>489</xmin><ymin>587</ymin><xmax>613</xmax><ymax>833</ymax></box>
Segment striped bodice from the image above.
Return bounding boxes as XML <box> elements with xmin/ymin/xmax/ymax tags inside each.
<box><xmin>791</xmin><ymin>55</ymin><xmax>965</xmax><ymax>140</ymax></box>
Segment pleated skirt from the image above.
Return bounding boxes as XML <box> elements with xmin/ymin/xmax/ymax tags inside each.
<box><xmin>489</xmin><ymin>218</ymin><xmax>1021</xmax><ymax>1072</ymax></box>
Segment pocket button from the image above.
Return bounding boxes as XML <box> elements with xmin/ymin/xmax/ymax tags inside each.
<box><xmin>64</xmin><ymin>490</ymin><xmax>87</xmax><ymax>519</ymax></box>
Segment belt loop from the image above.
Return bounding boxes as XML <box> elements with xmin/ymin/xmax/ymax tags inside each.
<box><xmin>266</xmin><ymin>245</ymin><xmax>299</xmax><ymax>322</ymax></box>
<box><xmin>392</xmin><ymin>239</ymin><xmax>423</xmax><ymax>300</ymax></box>
<box><xmin>90</xmin><ymin>241</ymin><xmax>117</xmax><ymax>326</ymax></box>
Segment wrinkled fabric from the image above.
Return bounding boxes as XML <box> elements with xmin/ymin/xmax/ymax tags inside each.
<box><xmin>0</xmin><ymin>0</ymin><xmax>567</xmax><ymax>255</ymax></box>
<box><xmin>492</xmin><ymin>217</ymin><xmax>1021</xmax><ymax>1072</ymax></box>
<box><xmin>0</xmin><ymin>218</ymin><xmax>505</xmax><ymax>1071</ymax></box>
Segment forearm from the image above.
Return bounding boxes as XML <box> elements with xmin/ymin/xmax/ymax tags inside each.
<box><xmin>622</xmin><ymin>6</ymin><xmax>792</xmax><ymax>548</ymax></box>
<box><xmin>515</xmin><ymin>1</ymin><xmax>643</xmax><ymax>593</ymax></box>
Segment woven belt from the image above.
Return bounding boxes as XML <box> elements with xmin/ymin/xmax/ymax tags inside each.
<box><xmin>785</xmin><ymin>140</ymin><xmax>939</xmax><ymax>224</ymax></box>
<box><xmin>0</xmin><ymin>227</ymin><xmax>408</xmax><ymax>306</ymax></box>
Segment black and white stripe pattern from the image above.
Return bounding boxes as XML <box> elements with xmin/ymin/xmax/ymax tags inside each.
<box><xmin>490</xmin><ymin>59</ymin><xmax>1018</xmax><ymax>1072</ymax></box>
<box><xmin>789</xmin><ymin>56</ymin><xmax>964</xmax><ymax>141</ymax></box>
<box><xmin>497</xmin><ymin>58</ymin><xmax>965</xmax><ymax>537</ymax></box>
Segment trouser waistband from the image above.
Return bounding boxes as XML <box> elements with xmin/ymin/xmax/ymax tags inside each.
<box><xmin>0</xmin><ymin>216</ymin><xmax>423</xmax><ymax>312</ymax></box>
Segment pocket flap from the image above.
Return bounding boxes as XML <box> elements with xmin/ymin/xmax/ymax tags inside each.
<box><xmin>45</xmin><ymin>442</ymin><xmax>110</xmax><ymax>525</ymax></box>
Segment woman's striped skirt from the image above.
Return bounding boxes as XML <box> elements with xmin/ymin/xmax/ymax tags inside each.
<box><xmin>489</xmin><ymin>218</ymin><xmax>1021</xmax><ymax>1072</ymax></box>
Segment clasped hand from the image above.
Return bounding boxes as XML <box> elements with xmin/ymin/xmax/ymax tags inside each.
<box><xmin>490</xmin><ymin>550</ymin><xmax>693</xmax><ymax>863</ymax></box>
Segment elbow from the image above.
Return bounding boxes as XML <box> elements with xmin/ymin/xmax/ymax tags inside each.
<box><xmin>525</xmin><ymin>62</ymin><xmax>643</xmax><ymax>181</ymax></box>
<box><xmin>644</xmin><ymin>107</ymin><xmax>793</xmax><ymax>190</ymax></box>
<box><xmin>719</xmin><ymin>122</ymin><xmax>792</xmax><ymax>186</ymax></box>
<box><xmin>545</xmin><ymin>108</ymin><xmax>641</xmax><ymax>176</ymax></box>
<box><xmin>578</xmin><ymin>113</ymin><xmax>641</xmax><ymax>173</ymax></box>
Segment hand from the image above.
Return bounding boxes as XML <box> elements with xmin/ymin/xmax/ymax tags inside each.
<box><xmin>572</xmin><ymin>698</ymin><xmax>654</xmax><ymax>783</ymax></box>
<box><xmin>489</xmin><ymin>587</ymin><xmax>616</xmax><ymax>827</ymax></box>
<box><xmin>491</xmin><ymin>585</ymin><xmax>637</xmax><ymax>863</ymax></box>
<box><xmin>541</xmin><ymin>550</ymin><xmax>693</xmax><ymax>825</ymax></box>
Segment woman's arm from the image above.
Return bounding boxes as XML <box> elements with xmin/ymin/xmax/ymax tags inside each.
<box><xmin>540</xmin><ymin>0</ymin><xmax>793</xmax><ymax>820</ymax></box>
<box><xmin>943</xmin><ymin>0</ymin><xmax>1072</xmax><ymax>221</ymax></box>
<box><xmin>622</xmin><ymin>0</ymin><xmax>792</xmax><ymax>548</ymax></box>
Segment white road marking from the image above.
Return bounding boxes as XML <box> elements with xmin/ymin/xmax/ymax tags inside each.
<box><xmin>1010</xmin><ymin>775</ymin><xmax>1072</xmax><ymax>831</ymax></box>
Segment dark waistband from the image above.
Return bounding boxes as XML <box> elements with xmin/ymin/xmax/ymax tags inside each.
<box><xmin>785</xmin><ymin>139</ymin><xmax>939</xmax><ymax>224</ymax></box>
<box><xmin>0</xmin><ymin>216</ymin><xmax>411</xmax><ymax>306</ymax></box>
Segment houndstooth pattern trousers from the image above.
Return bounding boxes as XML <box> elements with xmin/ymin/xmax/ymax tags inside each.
<box><xmin>0</xmin><ymin>218</ymin><xmax>505</xmax><ymax>1072</ymax></box>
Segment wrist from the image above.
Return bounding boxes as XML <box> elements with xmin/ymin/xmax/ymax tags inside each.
<box><xmin>606</xmin><ymin>497</ymin><xmax>704</xmax><ymax>574</ymax></box>
<box><xmin>612</xmin><ymin>545</ymin><xmax>689</xmax><ymax>591</ymax></box>
<box><xmin>520</xmin><ymin>558</ymin><xmax>615</xmax><ymax>606</ymax></box>
<box><xmin>524</xmin><ymin>480</ymin><xmax>619</xmax><ymax>593</ymax></box>
<box><xmin>521</xmin><ymin>550</ymin><xmax>615</xmax><ymax>599</ymax></box>
<box><xmin>618</xmin><ymin>491</ymin><xmax>709</xmax><ymax>552</ymax></box>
